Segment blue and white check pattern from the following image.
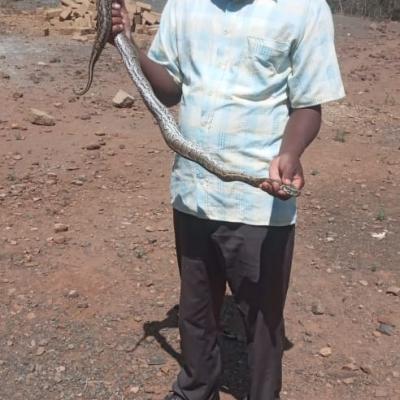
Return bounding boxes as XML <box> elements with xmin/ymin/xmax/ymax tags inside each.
<box><xmin>148</xmin><ymin>0</ymin><xmax>345</xmax><ymax>226</ymax></box>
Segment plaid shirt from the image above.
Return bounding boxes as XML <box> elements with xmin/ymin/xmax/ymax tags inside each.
<box><xmin>148</xmin><ymin>0</ymin><xmax>345</xmax><ymax>225</ymax></box>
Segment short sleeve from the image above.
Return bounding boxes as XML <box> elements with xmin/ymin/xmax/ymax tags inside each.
<box><xmin>287</xmin><ymin>0</ymin><xmax>345</xmax><ymax>108</ymax></box>
<box><xmin>147</xmin><ymin>0</ymin><xmax>183</xmax><ymax>86</ymax></box>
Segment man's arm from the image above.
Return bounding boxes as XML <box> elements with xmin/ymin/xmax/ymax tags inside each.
<box><xmin>260</xmin><ymin>105</ymin><xmax>321</xmax><ymax>200</ymax></box>
<box><xmin>110</xmin><ymin>1</ymin><xmax>182</xmax><ymax>107</ymax></box>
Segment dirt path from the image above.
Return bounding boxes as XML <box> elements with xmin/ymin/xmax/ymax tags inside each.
<box><xmin>0</xmin><ymin>7</ymin><xmax>399</xmax><ymax>400</ymax></box>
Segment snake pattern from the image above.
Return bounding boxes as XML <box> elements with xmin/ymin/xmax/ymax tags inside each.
<box><xmin>75</xmin><ymin>0</ymin><xmax>300</xmax><ymax>197</ymax></box>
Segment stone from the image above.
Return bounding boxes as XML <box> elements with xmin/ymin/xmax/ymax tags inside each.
<box><xmin>54</xmin><ymin>235</ymin><xmax>67</xmax><ymax>244</ymax></box>
<box><xmin>67</xmin><ymin>289</ymin><xmax>79</xmax><ymax>299</ymax></box>
<box><xmin>129</xmin><ymin>386</ymin><xmax>140</xmax><ymax>394</ymax></box>
<box><xmin>147</xmin><ymin>355</ymin><xmax>166</xmax><ymax>365</ymax></box>
<box><xmin>371</xmin><ymin>231</ymin><xmax>387</xmax><ymax>240</ymax></box>
<box><xmin>376</xmin><ymin>323</ymin><xmax>394</xmax><ymax>336</ymax></box>
<box><xmin>45</xmin><ymin>8</ymin><xmax>63</xmax><ymax>20</ymax></box>
<box><xmin>369</xmin><ymin>22</ymin><xmax>379</xmax><ymax>31</ymax></box>
<box><xmin>343</xmin><ymin>377</ymin><xmax>354</xmax><ymax>385</ymax></box>
<box><xmin>61</xmin><ymin>0</ymin><xmax>75</xmax><ymax>6</ymax></box>
<box><xmin>112</xmin><ymin>89</ymin><xmax>135</xmax><ymax>108</ymax></box>
<box><xmin>360</xmin><ymin>364</ymin><xmax>373</xmax><ymax>374</ymax></box>
<box><xmin>71</xmin><ymin>179</ymin><xmax>85</xmax><ymax>186</ymax></box>
<box><xmin>386</xmin><ymin>286</ymin><xmax>400</xmax><ymax>296</ymax></box>
<box><xmin>54</xmin><ymin>372</ymin><xmax>63</xmax><ymax>383</ymax></box>
<box><xmin>142</xmin><ymin>11</ymin><xmax>158</xmax><ymax>25</ymax></box>
<box><xmin>319</xmin><ymin>347</ymin><xmax>332</xmax><ymax>357</ymax></box>
<box><xmin>86</xmin><ymin>143</ymin><xmax>101</xmax><ymax>150</ymax></box>
<box><xmin>311</xmin><ymin>301</ymin><xmax>325</xmax><ymax>315</ymax></box>
<box><xmin>342</xmin><ymin>363</ymin><xmax>358</xmax><ymax>371</ymax></box>
<box><xmin>29</xmin><ymin>108</ymin><xmax>55</xmax><ymax>126</ymax></box>
<box><xmin>12</xmin><ymin>92</ymin><xmax>23</xmax><ymax>100</ymax></box>
<box><xmin>136</xmin><ymin>1</ymin><xmax>152</xmax><ymax>12</ymax></box>
<box><xmin>59</xmin><ymin>8</ymin><xmax>72</xmax><ymax>21</ymax></box>
<box><xmin>36</xmin><ymin>347</ymin><xmax>46</xmax><ymax>356</ymax></box>
<box><xmin>54</xmin><ymin>223</ymin><xmax>69</xmax><ymax>233</ymax></box>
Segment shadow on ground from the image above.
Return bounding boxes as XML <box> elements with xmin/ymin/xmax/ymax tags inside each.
<box><xmin>135</xmin><ymin>296</ymin><xmax>294</xmax><ymax>399</ymax></box>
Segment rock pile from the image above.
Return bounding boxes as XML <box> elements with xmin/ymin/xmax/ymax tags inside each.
<box><xmin>43</xmin><ymin>0</ymin><xmax>160</xmax><ymax>37</ymax></box>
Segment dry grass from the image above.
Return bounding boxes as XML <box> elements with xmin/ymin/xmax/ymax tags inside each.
<box><xmin>328</xmin><ymin>0</ymin><xmax>400</xmax><ymax>19</ymax></box>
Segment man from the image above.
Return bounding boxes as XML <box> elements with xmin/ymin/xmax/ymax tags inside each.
<box><xmin>110</xmin><ymin>0</ymin><xmax>345</xmax><ymax>399</ymax></box>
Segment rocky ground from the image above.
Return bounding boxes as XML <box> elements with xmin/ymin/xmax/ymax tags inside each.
<box><xmin>0</xmin><ymin>4</ymin><xmax>399</xmax><ymax>400</ymax></box>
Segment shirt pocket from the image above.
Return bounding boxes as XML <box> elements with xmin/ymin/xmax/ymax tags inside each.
<box><xmin>246</xmin><ymin>36</ymin><xmax>290</xmax><ymax>75</ymax></box>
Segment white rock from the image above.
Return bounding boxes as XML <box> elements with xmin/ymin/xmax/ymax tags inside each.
<box><xmin>319</xmin><ymin>347</ymin><xmax>332</xmax><ymax>357</ymax></box>
<box><xmin>112</xmin><ymin>90</ymin><xmax>135</xmax><ymax>108</ymax></box>
<box><xmin>29</xmin><ymin>108</ymin><xmax>56</xmax><ymax>126</ymax></box>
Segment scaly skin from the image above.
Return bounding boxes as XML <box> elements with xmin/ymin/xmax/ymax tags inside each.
<box><xmin>74</xmin><ymin>0</ymin><xmax>113</xmax><ymax>96</ymax></box>
<box><xmin>76</xmin><ymin>0</ymin><xmax>300</xmax><ymax>197</ymax></box>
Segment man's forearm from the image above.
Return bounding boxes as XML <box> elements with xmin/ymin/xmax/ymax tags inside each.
<box><xmin>279</xmin><ymin>106</ymin><xmax>322</xmax><ymax>157</ymax></box>
<box><xmin>110</xmin><ymin>2</ymin><xmax>181</xmax><ymax>107</ymax></box>
<box><xmin>138</xmin><ymin>49</ymin><xmax>182</xmax><ymax>107</ymax></box>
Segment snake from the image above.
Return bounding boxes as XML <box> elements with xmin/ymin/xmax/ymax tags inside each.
<box><xmin>74</xmin><ymin>0</ymin><xmax>300</xmax><ymax>197</ymax></box>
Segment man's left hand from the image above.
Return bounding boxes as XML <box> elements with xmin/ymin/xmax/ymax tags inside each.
<box><xmin>260</xmin><ymin>153</ymin><xmax>304</xmax><ymax>200</ymax></box>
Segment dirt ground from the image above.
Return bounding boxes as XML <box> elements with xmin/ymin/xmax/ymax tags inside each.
<box><xmin>0</xmin><ymin>4</ymin><xmax>399</xmax><ymax>400</ymax></box>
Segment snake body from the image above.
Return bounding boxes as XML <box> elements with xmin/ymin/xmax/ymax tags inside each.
<box><xmin>75</xmin><ymin>0</ymin><xmax>300</xmax><ymax>197</ymax></box>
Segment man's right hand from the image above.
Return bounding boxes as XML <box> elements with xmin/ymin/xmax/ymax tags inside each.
<box><xmin>108</xmin><ymin>1</ymin><xmax>182</xmax><ymax>107</ymax></box>
<box><xmin>109</xmin><ymin>1</ymin><xmax>132</xmax><ymax>44</ymax></box>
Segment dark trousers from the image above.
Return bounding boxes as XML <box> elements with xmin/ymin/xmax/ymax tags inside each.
<box><xmin>172</xmin><ymin>210</ymin><xmax>295</xmax><ymax>400</ymax></box>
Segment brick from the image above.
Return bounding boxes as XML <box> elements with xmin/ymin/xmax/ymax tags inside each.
<box><xmin>59</xmin><ymin>8</ymin><xmax>72</xmax><ymax>21</ymax></box>
<box><xmin>150</xmin><ymin>11</ymin><xmax>161</xmax><ymax>23</ymax></box>
<box><xmin>61</xmin><ymin>0</ymin><xmax>75</xmax><ymax>7</ymax></box>
<box><xmin>133</xmin><ymin>13</ymin><xmax>142</xmax><ymax>26</ymax></box>
<box><xmin>44</xmin><ymin>8</ymin><xmax>63</xmax><ymax>20</ymax></box>
<box><xmin>142</xmin><ymin>11</ymin><xmax>158</xmax><ymax>25</ymax></box>
<box><xmin>125</xmin><ymin>0</ymin><xmax>137</xmax><ymax>15</ymax></box>
<box><xmin>135</xmin><ymin>25</ymin><xmax>145</xmax><ymax>34</ymax></box>
<box><xmin>72</xmin><ymin>4</ymin><xmax>90</xmax><ymax>18</ymax></box>
<box><xmin>136</xmin><ymin>1</ymin><xmax>152</xmax><ymax>12</ymax></box>
<box><xmin>58</xmin><ymin>26</ymin><xmax>78</xmax><ymax>35</ymax></box>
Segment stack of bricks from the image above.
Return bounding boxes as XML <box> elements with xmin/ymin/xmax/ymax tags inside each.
<box><xmin>43</xmin><ymin>0</ymin><xmax>160</xmax><ymax>37</ymax></box>
<box><xmin>130</xmin><ymin>1</ymin><xmax>161</xmax><ymax>34</ymax></box>
<box><xmin>44</xmin><ymin>0</ymin><xmax>97</xmax><ymax>36</ymax></box>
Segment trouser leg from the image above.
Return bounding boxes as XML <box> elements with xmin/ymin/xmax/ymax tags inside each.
<box><xmin>213</xmin><ymin>224</ymin><xmax>295</xmax><ymax>400</ymax></box>
<box><xmin>172</xmin><ymin>210</ymin><xmax>226</xmax><ymax>400</ymax></box>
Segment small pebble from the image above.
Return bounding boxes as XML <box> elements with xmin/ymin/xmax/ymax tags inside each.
<box><xmin>386</xmin><ymin>286</ymin><xmax>400</xmax><ymax>296</ymax></box>
<box><xmin>376</xmin><ymin>323</ymin><xmax>394</xmax><ymax>336</ymax></box>
<box><xmin>319</xmin><ymin>347</ymin><xmax>332</xmax><ymax>357</ymax></box>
